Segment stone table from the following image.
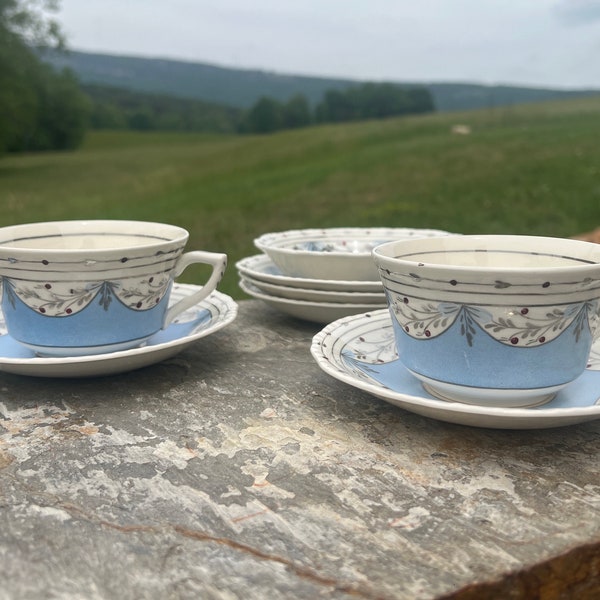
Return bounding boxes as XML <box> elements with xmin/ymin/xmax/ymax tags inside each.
<box><xmin>0</xmin><ymin>300</ymin><xmax>599</xmax><ymax>600</ymax></box>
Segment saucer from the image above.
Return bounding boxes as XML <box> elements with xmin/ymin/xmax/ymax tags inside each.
<box><xmin>239</xmin><ymin>278</ymin><xmax>383</xmax><ymax>325</ymax></box>
<box><xmin>242</xmin><ymin>273</ymin><xmax>386</xmax><ymax>304</ymax></box>
<box><xmin>236</xmin><ymin>255</ymin><xmax>383</xmax><ymax>293</ymax></box>
<box><xmin>311</xmin><ymin>309</ymin><xmax>600</xmax><ymax>429</ymax></box>
<box><xmin>0</xmin><ymin>284</ymin><xmax>238</xmax><ymax>378</ymax></box>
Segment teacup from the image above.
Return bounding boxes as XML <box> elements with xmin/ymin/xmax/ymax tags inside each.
<box><xmin>0</xmin><ymin>220</ymin><xmax>227</xmax><ymax>356</ymax></box>
<box><xmin>372</xmin><ymin>234</ymin><xmax>600</xmax><ymax>407</ymax></box>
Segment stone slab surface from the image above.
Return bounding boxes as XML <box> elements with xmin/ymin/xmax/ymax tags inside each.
<box><xmin>0</xmin><ymin>300</ymin><xmax>599</xmax><ymax>599</ymax></box>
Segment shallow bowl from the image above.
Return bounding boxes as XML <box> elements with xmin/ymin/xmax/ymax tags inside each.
<box><xmin>254</xmin><ymin>227</ymin><xmax>453</xmax><ymax>281</ymax></box>
<box><xmin>372</xmin><ymin>234</ymin><xmax>600</xmax><ymax>407</ymax></box>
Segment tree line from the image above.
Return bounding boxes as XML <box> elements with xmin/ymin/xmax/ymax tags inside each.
<box><xmin>85</xmin><ymin>82</ymin><xmax>434</xmax><ymax>136</ymax></box>
<box><xmin>84</xmin><ymin>84</ymin><xmax>242</xmax><ymax>134</ymax></box>
<box><xmin>238</xmin><ymin>84</ymin><xmax>434</xmax><ymax>133</ymax></box>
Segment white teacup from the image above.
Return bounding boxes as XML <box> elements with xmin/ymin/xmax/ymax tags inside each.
<box><xmin>373</xmin><ymin>234</ymin><xmax>600</xmax><ymax>407</ymax></box>
<box><xmin>0</xmin><ymin>220</ymin><xmax>227</xmax><ymax>356</ymax></box>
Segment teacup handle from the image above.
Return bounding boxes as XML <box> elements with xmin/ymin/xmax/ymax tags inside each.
<box><xmin>163</xmin><ymin>250</ymin><xmax>227</xmax><ymax>328</ymax></box>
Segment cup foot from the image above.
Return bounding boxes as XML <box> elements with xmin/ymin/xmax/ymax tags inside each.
<box><xmin>413</xmin><ymin>373</ymin><xmax>565</xmax><ymax>408</ymax></box>
<box><xmin>23</xmin><ymin>336</ymin><xmax>151</xmax><ymax>358</ymax></box>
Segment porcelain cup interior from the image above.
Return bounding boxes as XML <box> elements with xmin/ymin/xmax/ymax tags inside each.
<box><xmin>372</xmin><ymin>234</ymin><xmax>600</xmax><ymax>408</ymax></box>
<box><xmin>0</xmin><ymin>220</ymin><xmax>227</xmax><ymax>356</ymax></box>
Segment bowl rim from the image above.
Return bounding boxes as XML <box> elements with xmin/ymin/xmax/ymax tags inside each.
<box><xmin>254</xmin><ymin>227</ymin><xmax>453</xmax><ymax>258</ymax></box>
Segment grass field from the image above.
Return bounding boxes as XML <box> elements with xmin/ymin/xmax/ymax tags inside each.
<box><xmin>1</xmin><ymin>96</ymin><xmax>600</xmax><ymax>299</ymax></box>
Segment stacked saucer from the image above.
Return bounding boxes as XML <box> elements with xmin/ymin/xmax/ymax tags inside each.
<box><xmin>237</xmin><ymin>227</ymin><xmax>452</xmax><ymax>324</ymax></box>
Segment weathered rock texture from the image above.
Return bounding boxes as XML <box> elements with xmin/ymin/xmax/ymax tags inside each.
<box><xmin>0</xmin><ymin>301</ymin><xmax>599</xmax><ymax>599</ymax></box>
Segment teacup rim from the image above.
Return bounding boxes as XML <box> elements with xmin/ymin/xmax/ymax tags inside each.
<box><xmin>372</xmin><ymin>234</ymin><xmax>600</xmax><ymax>274</ymax></box>
<box><xmin>0</xmin><ymin>219</ymin><xmax>189</xmax><ymax>254</ymax></box>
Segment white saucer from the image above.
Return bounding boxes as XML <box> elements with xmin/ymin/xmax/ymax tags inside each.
<box><xmin>311</xmin><ymin>309</ymin><xmax>600</xmax><ymax>429</ymax></box>
<box><xmin>0</xmin><ymin>284</ymin><xmax>238</xmax><ymax>378</ymax></box>
<box><xmin>239</xmin><ymin>278</ymin><xmax>384</xmax><ymax>325</ymax></box>
<box><xmin>236</xmin><ymin>254</ymin><xmax>384</xmax><ymax>293</ymax></box>
<box><xmin>242</xmin><ymin>273</ymin><xmax>386</xmax><ymax>304</ymax></box>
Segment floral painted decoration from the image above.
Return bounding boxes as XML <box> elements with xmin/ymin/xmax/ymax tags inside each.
<box><xmin>2</xmin><ymin>275</ymin><xmax>171</xmax><ymax>317</ymax></box>
<box><xmin>386</xmin><ymin>292</ymin><xmax>600</xmax><ymax>347</ymax></box>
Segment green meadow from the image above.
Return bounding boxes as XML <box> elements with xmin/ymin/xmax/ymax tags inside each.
<box><xmin>1</xmin><ymin>96</ymin><xmax>600</xmax><ymax>299</ymax></box>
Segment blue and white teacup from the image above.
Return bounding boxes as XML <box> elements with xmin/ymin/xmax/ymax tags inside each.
<box><xmin>372</xmin><ymin>235</ymin><xmax>600</xmax><ymax>407</ymax></box>
<box><xmin>0</xmin><ymin>220</ymin><xmax>227</xmax><ymax>356</ymax></box>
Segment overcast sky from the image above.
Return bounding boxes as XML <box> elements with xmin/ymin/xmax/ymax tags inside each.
<box><xmin>57</xmin><ymin>0</ymin><xmax>600</xmax><ymax>89</ymax></box>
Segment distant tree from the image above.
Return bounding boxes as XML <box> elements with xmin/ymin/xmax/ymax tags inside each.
<box><xmin>406</xmin><ymin>87</ymin><xmax>435</xmax><ymax>114</ymax></box>
<box><xmin>240</xmin><ymin>95</ymin><xmax>312</xmax><ymax>133</ymax></box>
<box><xmin>31</xmin><ymin>66</ymin><xmax>90</xmax><ymax>150</ymax></box>
<box><xmin>0</xmin><ymin>0</ymin><xmax>90</xmax><ymax>153</ymax></box>
<box><xmin>315</xmin><ymin>89</ymin><xmax>357</xmax><ymax>123</ymax></box>
<box><xmin>357</xmin><ymin>83</ymin><xmax>409</xmax><ymax>118</ymax></box>
<box><xmin>89</xmin><ymin>101</ymin><xmax>128</xmax><ymax>130</ymax></box>
<box><xmin>128</xmin><ymin>107</ymin><xmax>155</xmax><ymax>131</ymax></box>
<box><xmin>1</xmin><ymin>0</ymin><xmax>64</xmax><ymax>48</ymax></box>
<box><xmin>0</xmin><ymin>29</ymin><xmax>39</xmax><ymax>151</ymax></box>
<box><xmin>239</xmin><ymin>96</ymin><xmax>284</xmax><ymax>133</ymax></box>
<box><xmin>282</xmin><ymin>94</ymin><xmax>311</xmax><ymax>129</ymax></box>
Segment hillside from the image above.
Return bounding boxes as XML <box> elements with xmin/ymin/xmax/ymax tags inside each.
<box><xmin>43</xmin><ymin>49</ymin><xmax>600</xmax><ymax>112</ymax></box>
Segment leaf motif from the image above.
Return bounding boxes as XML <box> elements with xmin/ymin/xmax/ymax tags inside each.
<box><xmin>466</xmin><ymin>331</ymin><xmax>474</xmax><ymax>346</ymax></box>
<box><xmin>4</xmin><ymin>282</ymin><xmax>16</xmax><ymax>310</ymax></box>
<box><xmin>98</xmin><ymin>282</ymin><xmax>113</xmax><ymax>311</ymax></box>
